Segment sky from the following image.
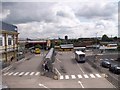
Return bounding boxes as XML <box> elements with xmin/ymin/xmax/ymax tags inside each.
<box><xmin>1</xmin><ymin>0</ymin><xmax>119</xmax><ymax>39</ymax></box>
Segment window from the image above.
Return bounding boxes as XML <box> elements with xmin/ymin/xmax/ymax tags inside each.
<box><xmin>0</xmin><ymin>37</ymin><xmax>2</xmax><ymax>46</ymax></box>
<box><xmin>8</xmin><ymin>38</ymin><xmax>12</xmax><ymax>45</ymax></box>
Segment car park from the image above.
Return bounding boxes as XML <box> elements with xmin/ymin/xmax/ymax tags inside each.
<box><xmin>100</xmin><ymin>60</ymin><xmax>111</xmax><ymax>68</ymax></box>
<box><xmin>109</xmin><ymin>64</ymin><xmax>120</xmax><ymax>74</ymax></box>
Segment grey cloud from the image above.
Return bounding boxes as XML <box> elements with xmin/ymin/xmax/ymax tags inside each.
<box><xmin>76</xmin><ymin>2</ymin><xmax>117</xmax><ymax>20</ymax></box>
<box><xmin>2</xmin><ymin>2</ymin><xmax>56</xmax><ymax>24</ymax></box>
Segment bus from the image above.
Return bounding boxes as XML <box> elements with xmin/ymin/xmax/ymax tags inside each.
<box><xmin>75</xmin><ymin>51</ymin><xmax>86</xmax><ymax>63</ymax></box>
<box><xmin>35</xmin><ymin>48</ymin><xmax>41</xmax><ymax>54</ymax></box>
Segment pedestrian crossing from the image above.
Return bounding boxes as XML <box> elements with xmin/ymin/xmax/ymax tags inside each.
<box><xmin>35</xmin><ymin>54</ymin><xmax>44</xmax><ymax>56</ymax></box>
<box><xmin>59</xmin><ymin>73</ymin><xmax>102</xmax><ymax>80</ymax></box>
<box><xmin>3</xmin><ymin>71</ymin><xmax>41</xmax><ymax>76</ymax></box>
<box><xmin>100</xmin><ymin>58</ymin><xmax>114</xmax><ymax>61</ymax></box>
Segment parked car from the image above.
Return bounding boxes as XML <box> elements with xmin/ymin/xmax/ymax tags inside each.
<box><xmin>100</xmin><ymin>60</ymin><xmax>111</xmax><ymax>68</ymax></box>
<box><xmin>109</xmin><ymin>64</ymin><xmax>120</xmax><ymax>74</ymax></box>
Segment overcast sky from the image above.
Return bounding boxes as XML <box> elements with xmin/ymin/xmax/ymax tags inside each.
<box><xmin>1</xmin><ymin>0</ymin><xmax>119</xmax><ymax>39</ymax></box>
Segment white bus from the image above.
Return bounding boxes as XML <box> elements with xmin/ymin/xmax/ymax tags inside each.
<box><xmin>75</xmin><ymin>51</ymin><xmax>86</xmax><ymax>63</ymax></box>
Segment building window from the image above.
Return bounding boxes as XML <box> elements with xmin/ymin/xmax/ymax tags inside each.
<box><xmin>8</xmin><ymin>38</ymin><xmax>12</xmax><ymax>45</ymax></box>
<box><xmin>0</xmin><ymin>37</ymin><xmax>2</xmax><ymax>46</ymax></box>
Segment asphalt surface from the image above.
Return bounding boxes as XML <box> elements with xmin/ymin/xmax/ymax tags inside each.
<box><xmin>2</xmin><ymin>51</ymin><xmax>116</xmax><ymax>88</ymax></box>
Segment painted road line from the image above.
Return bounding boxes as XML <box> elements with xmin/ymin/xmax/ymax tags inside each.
<box><xmin>19</xmin><ymin>72</ymin><xmax>24</xmax><ymax>76</ymax></box>
<box><xmin>78</xmin><ymin>75</ymin><xmax>82</xmax><ymax>78</ymax></box>
<box><xmin>8</xmin><ymin>72</ymin><xmax>14</xmax><ymax>76</ymax></box>
<box><xmin>39</xmin><ymin>83</ymin><xmax>51</xmax><ymax>90</ymax></box>
<box><xmin>13</xmin><ymin>72</ymin><xmax>19</xmax><ymax>76</ymax></box>
<box><xmin>56</xmin><ymin>58</ymin><xmax>61</xmax><ymax>62</ymax></box>
<box><xmin>77</xmin><ymin>63</ymin><xmax>85</xmax><ymax>74</ymax></box>
<box><xmin>71</xmin><ymin>75</ymin><xmax>76</xmax><ymax>79</ymax></box>
<box><xmin>35</xmin><ymin>72</ymin><xmax>40</xmax><ymax>76</ymax></box>
<box><xmin>24</xmin><ymin>72</ymin><xmax>30</xmax><ymax>76</ymax></box>
<box><xmin>3</xmin><ymin>72</ymin><xmax>9</xmax><ymax>76</ymax></box>
<box><xmin>84</xmin><ymin>74</ymin><xmax>89</xmax><ymax>78</ymax></box>
<box><xmin>105</xmin><ymin>58</ymin><xmax>108</xmax><ymax>60</ymax></box>
<box><xmin>89</xmin><ymin>74</ymin><xmax>95</xmax><ymax>78</ymax></box>
<box><xmin>30</xmin><ymin>72</ymin><xmax>35</xmax><ymax>75</ymax></box>
<box><xmin>95</xmin><ymin>74</ymin><xmax>101</xmax><ymax>78</ymax></box>
<box><xmin>100</xmin><ymin>59</ymin><xmax>103</xmax><ymax>60</ymax></box>
<box><xmin>78</xmin><ymin>81</ymin><xmax>84</xmax><ymax>88</ymax></box>
<box><xmin>55</xmin><ymin>68</ymin><xmax>61</xmax><ymax>76</ymax></box>
<box><xmin>65</xmin><ymin>75</ymin><xmax>69</xmax><ymax>79</ymax></box>
<box><xmin>60</xmin><ymin>75</ymin><xmax>64</xmax><ymax>80</ymax></box>
<box><xmin>111</xmin><ymin>59</ymin><xmax>114</xmax><ymax>60</ymax></box>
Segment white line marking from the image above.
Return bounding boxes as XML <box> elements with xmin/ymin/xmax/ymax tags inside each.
<box><xmin>39</xmin><ymin>83</ymin><xmax>51</xmax><ymax>90</ymax></box>
<box><xmin>65</xmin><ymin>75</ymin><xmax>69</xmax><ymax>79</ymax></box>
<box><xmin>19</xmin><ymin>72</ymin><xmax>24</xmax><ymax>76</ymax></box>
<box><xmin>71</xmin><ymin>75</ymin><xmax>76</xmax><ymax>79</ymax></box>
<box><xmin>60</xmin><ymin>75</ymin><xmax>64</xmax><ymax>80</ymax></box>
<box><xmin>35</xmin><ymin>72</ymin><xmax>40</xmax><ymax>75</ymax></box>
<box><xmin>100</xmin><ymin>59</ymin><xmax>103</xmax><ymax>60</ymax></box>
<box><xmin>111</xmin><ymin>59</ymin><xmax>114</xmax><ymax>60</ymax></box>
<box><xmin>13</xmin><ymin>72</ymin><xmax>19</xmax><ymax>76</ymax></box>
<box><xmin>55</xmin><ymin>68</ymin><xmax>61</xmax><ymax>76</ymax></box>
<box><xmin>105</xmin><ymin>58</ymin><xmax>108</xmax><ymax>60</ymax></box>
<box><xmin>78</xmin><ymin>81</ymin><xmax>84</xmax><ymax>88</ymax></box>
<box><xmin>77</xmin><ymin>63</ymin><xmax>85</xmax><ymax>74</ymax></box>
<box><xmin>8</xmin><ymin>72</ymin><xmax>14</xmax><ymax>76</ymax></box>
<box><xmin>30</xmin><ymin>72</ymin><xmax>35</xmax><ymax>75</ymax></box>
<box><xmin>24</xmin><ymin>72</ymin><xmax>30</xmax><ymax>76</ymax></box>
<box><xmin>95</xmin><ymin>74</ymin><xmax>101</xmax><ymax>78</ymax></box>
<box><xmin>78</xmin><ymin>75</ymin><xmax>82</xmax><ymax>78</ymax></box>
<box><xmin>3</xmin><ymin>72</ymin><xmax>9</xmax><ymax>76</ymax></box>
<box><xmin>56</xmin><ymin>58</ymin><xmax>61</xmax><ymax>62</ymax></box>
<box><xmin>84</xmin><ymin>74</ymin><xmax>89</xmax><ymax>78</ymax></box>
<box><xmin>89</xmin><ymin>74</ymin><xmax>95</xmax><ymax>78</ymax></box>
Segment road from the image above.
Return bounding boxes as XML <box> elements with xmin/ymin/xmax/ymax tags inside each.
<box><xmin>2</xmin><ymin>51</ymin><xmax>116</xmax><ymax>88</ymax></box>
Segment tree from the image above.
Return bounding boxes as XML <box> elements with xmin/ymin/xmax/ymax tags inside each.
<box><xmin>102</xmin><ymin>34</ymin><xmax>110</xmax><ymax>41</ymax></box>
<box><xmin>34</xmin><ymin>44</ymin><xmax>42</xmax><ymax>49</ymax></box>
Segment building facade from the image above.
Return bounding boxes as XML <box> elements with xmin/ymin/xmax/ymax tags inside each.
<box><xmin>0</xmin><ymin>21</ymin><xmax>19</xmax><ymax>64</ymax></box>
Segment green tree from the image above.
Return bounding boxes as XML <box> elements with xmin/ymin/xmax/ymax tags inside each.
<box><xmin>102</xmin><ymin>34</ymin><xmax>110</xmax><ymax>41</ymax></box>
<box><xmin>34</xmin><ymin>44</ymin><xmax>42</xmax><ymax>49</ymax></box>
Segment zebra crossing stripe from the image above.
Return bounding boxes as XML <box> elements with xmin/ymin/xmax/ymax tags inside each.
<box><xmin>105</xmin><ymin>58</ymin><xmax>108</xmax><ymax>60</ymax></box>
<box><xmin>95</xmin><ymin>74</ymin><xmax>101</xmax><ymax>78</ymax></box>
<box><xmin>3</xmin><ymin>72</ymin><xmax>9</xmax><ymax>76</ymax></box>
<box><xmin>100</xmin><ymin>59</ymin><xmax>103</xmax><ymax>60</ymax></box>
<box><xmin>35</xmin><ymin>72</ymin><xmax>40</xmax><ymax>75</ymax></box>
<box><xmin>8</xmin><ymin>72</ymin><xmax>14</xmax><ymax>76</ymax></box>
<box><xmin>71</xmin><ymin>75</ymin><xmax>76</xmax><ymax>79</ymax></box>
<box><xmin>111</xmin><ymin>59</ymin><xmax>114</xmax><ymax>60</ymax></box>
<box><xmin>84</xmin><ymin>74</ymin><xmax>89</xmax><ymax>78</ymax></box>
<box><xmin>89</xmin><ymin>74</ymin><xmax>95</xmax><ymax>78</ymax></box>
<box><xmin>65</xmin><ymin>75</ymin><xmax>69</xmax><ymax>79</ymax></box>
<box><xmin>78</xmin><ymin>75</ymin><xmax>82</xmax><ymax>78</ymax></box>
<box><xmin>13</xmin><ymin>72</ymin><xmax>19</xmax><ymax>76</ymax></box>
<box><xmin>60</xmin><ymin>75</ymin><xmax>64</xmax><ymax>80</ymax></box>
<box><xmin>30</xmin><ymin>72</ymin><xmax>35</xmax><ymax>75</ymax></box>
<box><xmin>19</xmin><ymin>72</ymin><xmax>24</xmax><ymax>76</ymax></box>
<box><xmin>24</xmin><ymin>72</ymin><xmax>30</xmax><ymax>76</ymax></box>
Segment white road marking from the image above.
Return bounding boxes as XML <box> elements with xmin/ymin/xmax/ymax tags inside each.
<box><xmin>100</xmin><ymin>59</ymin><xmax>103</xmax><ymax>60</ymax></box>
<box><xmin>71</xmin><ymin>75</ymin><xmax>76</xmax><ymax>79</ymax></box>
<box><xmin>19</xmin><ymin>72</ymin><xmax>24</xmax><ymax>76</ymax></box>
<box><xmin>105</xmin><ymin>58</ymin><xmax>108</xmax><ymax>60</ymax></box>
<box><xmin>30</xmin><ymin>72</ymin><xmax>35</xmax><ymax>75</ymax></box>
<box><xmin>89</xmin><ymin>74</ymin><xmax>95</xmax><ymax>78</ymax></box>
<box><xmin>111</xmin><ymin>58</ymin><xmax>114</xmax><ymax>61</ymax></box>
<box><xmin>60</xmin><ymin>75</ymin><xmax>64</xmax><ymax>80</ymax></box>
<box><xmin>77</xmin><ymin>63</ymin><xmax>85</xmax><ymax>74</ymax></box>
<box><xmin>78</xmin><ymin>81</ymin><xmax>84</xmax><ymax>88</ymax></box>
<box><xmin>77</xmin><ymin>75</ymin><xmax>82</xmax><ymax>78</ymax></box>
<box><xmin>35</xmin><ymin>72</ymin><xmax>40</xmax><ymax>75</ymax></box>
<box><xmin>24</xmin><ymin>72</ymin><xmax>30</xmax><ymax>76</ymax></box>
<box><xmin>95</xmin><ymin>74</ymin><xmax>102</xmax><ymax>78</ymax></box>
<box><xmin>84</xmin><ymin>74</ymin><xmax>89</xmax><ymax>78</ymax></box>
<box><xmin>8</xmin><ymin>72</ymin><xmax>14</xmax><ymax>76</ymax></box>
<box><xmin>56</xmin><ymin>58</ymin><xmax>61</xmax><ymax>62</ymax></box>
<box><xmin>65</xmin><ymin>75</ymin><xmax>69</xmax><ymax>79</ymax></box>
<box><xmin>39</xmin><ymin>83</ymin><xmax>51</xmax><ymax>90</ymax></box>
<box><xmin>3</xmin><ymin>72</ymin><xmax>9</xmax><ymax>76</ymax></box>
<box><xmin>55</xmin><ymin>68</ymin><xmax>61</xmax><ymax>76</ymax></box>
<box><xmin>13</xmin><ymin>72</ymin><xmax>19</xmax><ymax>76</ymax></box>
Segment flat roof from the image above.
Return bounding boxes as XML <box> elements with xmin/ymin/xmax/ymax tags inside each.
<box><xmin>75</xmin><ymin>51</ymin><xmax>85</xmax><ymax>55</ymax></box>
